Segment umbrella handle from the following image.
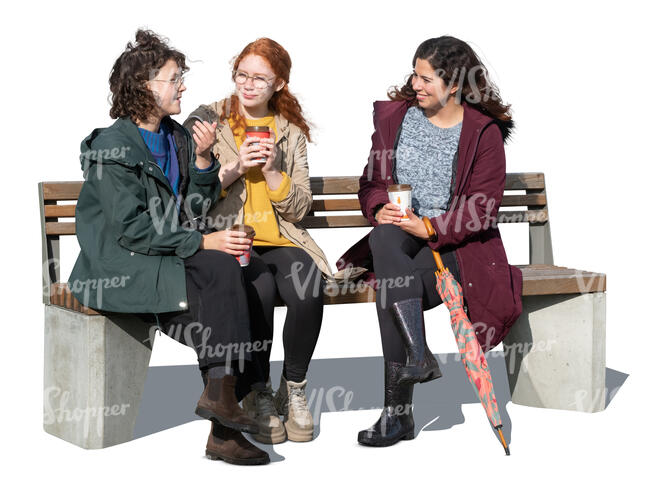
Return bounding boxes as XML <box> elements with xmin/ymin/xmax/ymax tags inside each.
<box><xmin>422</xmin><ymin>217</ymin><xmax>446</xmax><ymax>272</ymax></box>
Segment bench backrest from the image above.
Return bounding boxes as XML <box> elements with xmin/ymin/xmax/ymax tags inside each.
<box><xmin>38</xmin><ymin>173</ymin><xmax>553</xmax><ymax>303</ymax></box>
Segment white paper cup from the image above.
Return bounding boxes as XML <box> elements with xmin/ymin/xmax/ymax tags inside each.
<box><xmin>387</xmin><ymin>185</ymin><xmax>412</xmax><ymax>221</ymax></box>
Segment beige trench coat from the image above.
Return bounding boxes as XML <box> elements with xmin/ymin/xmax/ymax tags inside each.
<box><xmin>184</xmin><ymin>98</ymin><xmax>332</xmax><ymax>277</ymax></box>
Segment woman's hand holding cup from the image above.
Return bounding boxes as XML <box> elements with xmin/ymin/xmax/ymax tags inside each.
<box><xmin>259</xmin><ymin>128</ymin><xmax>279</xmax><ymax>174</ymax></box>
<box><xmin>375</xmin><ymin>203</ymin><xmax>404</xmax><ymax>224</ymax></box>
<box><xmin>201</xmin><ymin>229</ymin><xmax>252</xmax><ymax>256</ymax></box>
<box><xmin>238</xmin><ymin>136</ymin><xmax>266</xmax><ymax>173</ymax></box>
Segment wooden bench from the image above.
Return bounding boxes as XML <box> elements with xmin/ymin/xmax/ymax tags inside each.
<box><xmin>40</xmin><ymin>173</ymin><xmax>607</xmax><ymax>448</ymax></box>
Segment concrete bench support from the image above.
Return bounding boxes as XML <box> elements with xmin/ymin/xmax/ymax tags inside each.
<box><xmin>43</xmin><ymin>305</ymin><xmax>155</xmax><ymax>448</ymax></box>
<box><xmin>502</xmin><ymin>292</ymin><xmax>606</xmax><ymax>413</ymax></box>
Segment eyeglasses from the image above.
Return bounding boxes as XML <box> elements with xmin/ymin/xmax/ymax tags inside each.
<box><xmin>233</xmin><ymin>71</ymin><xmax>275</xmax><ymax>89</ymax></box>
<box><xmin>151</xmin><ymin>74</ymin><xmax>185</xmax><ymax>89</ymax></box>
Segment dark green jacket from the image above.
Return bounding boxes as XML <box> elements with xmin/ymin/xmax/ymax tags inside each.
<box><xmin>69</xmin><ymin>116</ymin><xmax>221</xmax><ymax>313</ymax></box>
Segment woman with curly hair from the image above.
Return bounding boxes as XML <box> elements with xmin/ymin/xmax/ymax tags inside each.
<box><xmin>185</xmin><ymin>38</ymin><xmax>331</xmax><ymax>445</ymax></box>
<box><xmin>69</xmin><ymin>29</ymin><xmax>270</xmax><ymax>465</ymax></box>
<box><xmin>338</xmin><ymin>35</ymin><xmax>523</xmax><ymax>447</ymax></box>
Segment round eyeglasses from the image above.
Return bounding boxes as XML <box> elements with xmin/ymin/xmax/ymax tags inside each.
<box><xmin>233</xmin><ymin>71</ymin><xmax>275</xmax><ymax>89</ymax></box>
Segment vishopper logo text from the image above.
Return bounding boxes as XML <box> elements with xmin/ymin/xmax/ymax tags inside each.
<box><xmin>80</xmin><ymin>146</ymin><xmax>131</xmax><ymax>179</ymax></box>
<box><xmin>149</xmin><ymin>193</ymin><xmax>276</xmax><ymax>234</ymax></box>
<box><xmin>67</xmin><ymin>275</ymin><xmax>131</xmax><ymax>309</ymax></box>
<box><xmin>43</xmin><ymin>386</ymin><xmax>130</xmax><ymax>437</ymax></box>
<box><xmin>144</xmin><ymin>322</ymin><xmax>273</xmax><ymax>373</ymax></box>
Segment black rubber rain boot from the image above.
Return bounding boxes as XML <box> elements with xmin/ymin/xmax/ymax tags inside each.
<box><xmin>391</xmin><ymin>298</ymin><xmax>443</xmax><ymax>385</ymax></box>
<box><xmin>357</xmin><ymin>361</ymin><xmax>415</xmax><ymax>447</ymax></box>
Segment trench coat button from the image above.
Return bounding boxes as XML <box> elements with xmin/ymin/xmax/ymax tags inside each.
<box><xmin>130</xmin><ymin>252</ymin><xmax>135</xmax><ymax>256</ymax></box>
<box><xmin>149</xmin><ymin>166</ymin><xmax>154</xmax><ymax>172</ymax></box>
<box><xmin>468</xmin><ymin>282</ymin><xmax>473</xmax><ymax>287</ymax></box>
<box><xmin>179</xmin><ymin>301</ymin><xmax>187</xmax><ymax>308</ymax></box>
<box><xmin>491</xmin><ymin>262</ymin><xmax>495</xmax><ymax>266</ymax></box>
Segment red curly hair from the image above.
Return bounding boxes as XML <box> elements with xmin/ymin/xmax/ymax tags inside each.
<box><xmin>223</xmin><ymin>38</ymin><xmax>312</xmax><ymax>142</ymax></box>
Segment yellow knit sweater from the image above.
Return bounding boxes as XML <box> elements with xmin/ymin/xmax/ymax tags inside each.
<box><xmin>229</xmin><ymin>114</ymin><xmax>295</xmax><ymax>247</ymax></box>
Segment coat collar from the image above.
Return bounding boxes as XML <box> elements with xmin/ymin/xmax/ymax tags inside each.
<box><xmin>113</xmin><ymin>116</ymin><xmax>187</xmax><ymax>166</ymax></box>
<box><xmin>374</xmin><ymin>99</ymin><xmax>498</xmax><ymax>198</ymax></box>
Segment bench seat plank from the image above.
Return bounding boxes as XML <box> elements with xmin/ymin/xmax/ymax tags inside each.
<box><xmin>49</xmin><ymin>265</ymin><xmax>605</xmax><ymax>315</ymax></box>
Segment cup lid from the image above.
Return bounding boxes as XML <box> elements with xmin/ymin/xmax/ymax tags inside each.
<box><xmin>388</xmin><ymin>184</ymin><xmax>412</xmax><ymax>191</ymax></box>
<box><xmin>229</xmin><ymin>224</ymin><xmax>255</xmax><ymax>237</ymax></box>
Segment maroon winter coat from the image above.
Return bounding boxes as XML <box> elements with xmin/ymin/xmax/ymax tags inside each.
<box><xmin>337</xmin><ymin>99</ymin><xmax>523</xmax><ymax>351</ymax></box>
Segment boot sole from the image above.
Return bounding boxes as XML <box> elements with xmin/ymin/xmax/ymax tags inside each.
<box><xmin>285</xmin><ymin>424</ymin><xmax>314</xmax><ymax>442</ymax></box>
<box><xmin>357</xmin><ymin>430</ymin><xmax>415</xmax><ymax>447</ymax></box>
<box><xmin>206</xmin><ymin>449</ymin><xmax>270</xmax><ymax>466</ymax></box>
<box><xmin>251</xmin><ymin>427</ymin><xmax>287</xmax><ymax>444</ymax></box>
<box><xmin>195</xmin><ymin>406</ymin><xmax>260</xmax><ymax>435</ymax></box>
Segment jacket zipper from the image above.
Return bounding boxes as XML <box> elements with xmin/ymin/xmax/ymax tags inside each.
<box><xmin>391</xmin><ymin>121</ymin><xmax>403</xmax><ymax>181</ymax></box>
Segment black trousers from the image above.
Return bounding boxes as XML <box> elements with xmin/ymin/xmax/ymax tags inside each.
<box><xmin>368</xmin><ymin>224</ymin><xmax>462</xmax><ymax>364</ymax></box>
<box><xmin>141</xmin><ymin>250</ymin><xmax>252</xmax><ymax>373</ymax></box>
<box><xmin>238</xmin><ymin>246</ymin><xmax>324</xmax><ymax>391</ymax></box>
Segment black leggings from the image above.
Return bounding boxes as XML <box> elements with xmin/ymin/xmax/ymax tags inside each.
<box><xmin>239</xmin><ymin>246</ymin><xmax>324</xmax><ymax>389</ymax></box>
<box><xmin>145</xmin><ymin>249</ymin><xmax>252</xmax><ymax>372</ymax></box>
<box><xmin>368</xmin><ymin>224</ymin><xmax>461</xmax><ymax>364</ymax></box>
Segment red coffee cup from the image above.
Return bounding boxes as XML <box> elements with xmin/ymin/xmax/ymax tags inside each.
<box><xmin>245</xmin><ymin>126</ymin><xmax>271</xmax><ymax>163</ymax></box>
<box><xmin>228</xmin><ymin>224</ymin><xmax>255</xmax><ymax>267</ymax></box>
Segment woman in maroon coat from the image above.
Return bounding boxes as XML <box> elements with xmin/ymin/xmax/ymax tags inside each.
<box><xmin>338</xmin><ymin>36</ymin><xmax>523</xmax><ymax>447</ymax></box>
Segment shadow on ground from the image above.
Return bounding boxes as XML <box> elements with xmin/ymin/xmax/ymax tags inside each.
<box><xmin>134</xmin><ymin>353</ymin><xmax>627</xmax><ymax>461</ymax></box>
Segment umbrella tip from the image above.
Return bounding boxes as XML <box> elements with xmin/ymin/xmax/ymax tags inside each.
<box><xmin>504</xmin><ymin>445</ymin><xmax>510</xmax><ymax>456</ymax></box>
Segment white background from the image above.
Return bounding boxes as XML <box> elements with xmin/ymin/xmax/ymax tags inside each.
<box><xmin>1</xmin><ymin>0</ymin><xmax>647</xmax><ymax>490</ymax></box>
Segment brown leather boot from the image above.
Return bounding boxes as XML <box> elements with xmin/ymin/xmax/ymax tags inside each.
<box><xmin>206</xmin><ymin>422</ymin><xmax>270</xmax><ymax>465</ymax></box>
<box><xmin>196</xmin><ymin>375</ymin><xmax>259</xmax><ymax>434</ymax></box>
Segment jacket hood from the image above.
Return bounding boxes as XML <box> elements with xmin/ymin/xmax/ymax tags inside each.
<box><xmin>79</xmin><ymin>117</ymin><xmax>188</xmax><ymax>176</ymax></box>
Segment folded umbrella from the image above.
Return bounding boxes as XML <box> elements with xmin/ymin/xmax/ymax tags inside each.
<box><xmin>423</xmin><ymin>217</ymin><xmax>510</xmax><ymax>455</ymax></box>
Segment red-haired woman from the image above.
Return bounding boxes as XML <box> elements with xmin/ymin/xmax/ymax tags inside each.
<box><xmin>185</xmin><ymin>38</ymin><xmax>330</xmax><ymax>445</ymax></box>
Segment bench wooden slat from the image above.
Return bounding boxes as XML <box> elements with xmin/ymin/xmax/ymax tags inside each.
<box><xmin>49</xmin><ymin>260</ymin><xmax>606</xmax><ymax>315</ymax></box>
<box><xmin>43</xmin><ymin>208</ymin><xmax>548</xmax><ymax>236</ymax></box>
<box><xmin>300</xmin><ymin>209</ymin><xmax>548</xmax><ymax>229</ymax></box>
<box><xmin>44</xmin><ymin>204</ymin><xmax>76</xmax><ymax>218</ymax></box>
<box><xmin>42</xmin><ymin>182</ymin><xmax>83</xmax><ymax>201</ymax></box>
<box><xmin>504</xmin><ymin>172</ymin><xmax>545</xmax><ymax>190</ymax></box>
<box><xmin>310</xmin><ymin>177</ymin><xmax>360</xmax><ymax>195</ymax></box>
<box><xmin>308</xmin><ymin>173</ymin><xmax>546</xmax><ymax>196</ymax></box>
<box><xmin>309</xmin><ymin>194</ymin><xmax>546</xmax><ymax>212</ymax></box>
<box><xmin>299</xmin><ymin>215</ymin><xmax>371</xmax><ymax>228</ymax></box>
<box><xmin>45</xmin><ymin>222</ymin><xmax>76</xmax><ymax>235</ymax></box>
<box><xmin>50</xmin><ymin>283</ymin><xmax>100</xmax><ymax>315</ymax></box>
<box><xmin>311</xmin><ymin>199</ymin><xmax>361</xmax><ymax>212</ymax></box>
<box><xmin>501</xmin><ymin>194</ymin><xmax>546</xmax><ymax>207</ymax></box>
<box><xmin>522</xmin><ymin>274</ymin><xmax>606</xmax><ymax>295</ymax></box>
<box><xmin>40</xmin><ymin>173</ymin><xmax>547</xmax><ymax>204</ymax></box>
<box><xmin>498</xmin><ymin>209</ymin><xmax>548</xmax><ymax>224</ymax></box>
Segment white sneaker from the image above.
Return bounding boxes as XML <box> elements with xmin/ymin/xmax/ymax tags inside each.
<box><xmin>274</xmin><ymin>375</ymin><xmax>314</xmax><ymax>442</ymax></box>
<box><xmin>242</xmin><ymin>381</ymin><xmax>287</xmax><ymax>444</ymax></box>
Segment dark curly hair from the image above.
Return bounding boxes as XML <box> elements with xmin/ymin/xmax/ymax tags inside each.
<box><xmin>108</xmin><ymin>29</ymin><xmax>188</xmax><ymax>122</ymax></box>
<box><xmin>389</xmin><ymin>36</ymin><xmax>514</xmax><ymax>141</ymax></box>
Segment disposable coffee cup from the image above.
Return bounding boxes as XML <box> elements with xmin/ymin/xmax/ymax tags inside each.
<box><xmin>228</xmin><ymin>224</ymin><xmax>255</xmax><ymax>267</ymax></box>
<box><xmin>245</xmin><ymin>126</ymin><xmax>270</xmax><ymax>163</ymax></box>
<box><xmin>387</xmin><ymin>184</ymin><xmax>412</xmax><ymax>221</ymax></box>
